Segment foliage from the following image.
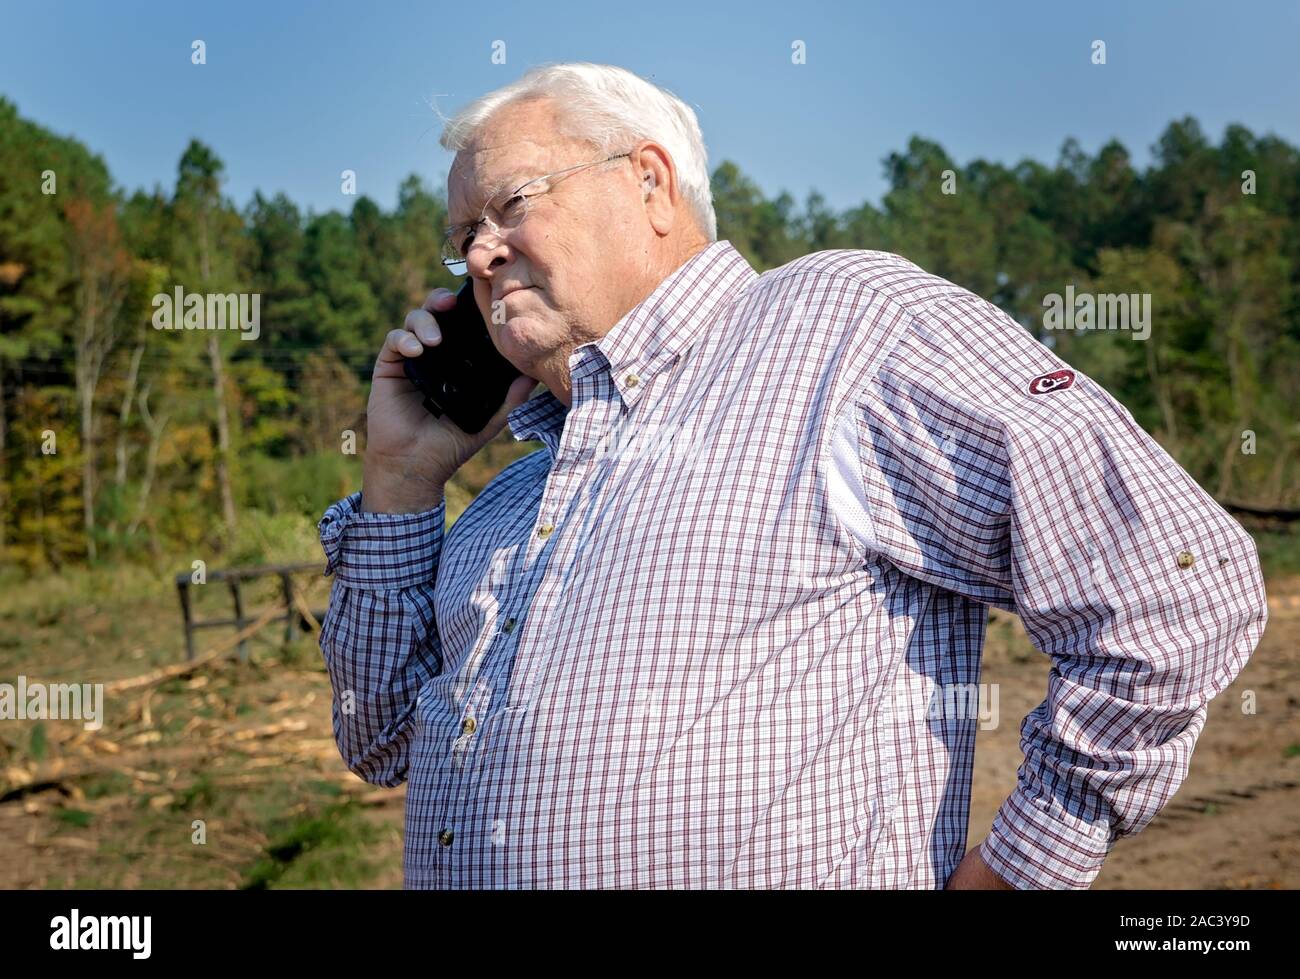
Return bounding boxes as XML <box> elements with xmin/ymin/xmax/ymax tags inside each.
<box><xmin>1</xmin><ymin>96</ymin><xmax>1297</xmax><ymax>572</ymax></box>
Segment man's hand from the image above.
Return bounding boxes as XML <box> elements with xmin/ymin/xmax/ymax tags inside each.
<box><xmin>362</xmin><ymin>287</ymin><xmax>539</xmax><ymax>514</ymax></box>
<box><xmin>944</xmin><ymin>842</ymin><xmax>1015</xmax><ymax>889</ymax></box>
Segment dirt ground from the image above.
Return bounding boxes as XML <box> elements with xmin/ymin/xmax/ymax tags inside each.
<box><xmin>970</xmin><ymin>579</ymin><xmax>1300</xmax><ymax>889</ymax></box>
<box><xmin>1</xmin><ymin>568</ymin><xmax>1296</xmax><ymax>890</ymax></box>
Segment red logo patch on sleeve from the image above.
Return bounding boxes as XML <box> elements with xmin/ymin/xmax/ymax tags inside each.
<box><xmin>1028</xmin><ymin>369</ymin><xmax>1075</xmax><ymax>395</ymax></box>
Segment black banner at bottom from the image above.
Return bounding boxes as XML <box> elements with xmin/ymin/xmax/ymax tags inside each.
<box><xmin>0</xmin><ymin>887</ymin><xmax>1288</xmax><ymax>965</ymax></box>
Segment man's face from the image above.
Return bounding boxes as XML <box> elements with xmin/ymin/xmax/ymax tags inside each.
<box><xmin>446</xmin><ymin>98</ymin><xmax>652</xmax><ymax>378</ymax></box>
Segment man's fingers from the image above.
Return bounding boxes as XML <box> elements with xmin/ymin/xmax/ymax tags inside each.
<box><xmin>404</xmin><ymin>308</ymin><xmax>442</xmax><ymax>346</ymax></box>
<box><xmin>379</xmin><ymin>327</ymin><xmax>425</xmax><ymax>364</ymax></box>
<box><xmin>374</xmin><ymin>302</ymin><xmax>449</xmax><ymax>379</ymax></box>
<box><xmin>422</xmin><ymin>288</ymin><xmax>457</xmax><ymax>314</ymax></box>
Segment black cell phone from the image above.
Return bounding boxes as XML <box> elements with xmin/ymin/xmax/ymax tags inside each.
<box><xmin>403</xmin><ymin>279</ymin><xmax>523</xmax><ymax>434</ymax></box>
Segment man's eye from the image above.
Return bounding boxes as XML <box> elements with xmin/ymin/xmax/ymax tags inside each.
<box><xmin>501</xmin><ymin>195</ymin><xmax>527</xmax><ymax>219</ymax></box>
<box><xmin>460</xmin><ymin>224</ymin><xmax>479</xmax><ymax>255</ymax></box>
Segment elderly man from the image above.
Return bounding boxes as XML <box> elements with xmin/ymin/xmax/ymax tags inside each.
<box><xmin>317</xmin><ymin>63</ymin><xmax>1267</xmax><ymax>889</ymax></box>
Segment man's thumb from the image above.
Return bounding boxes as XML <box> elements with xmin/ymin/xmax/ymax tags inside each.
<box><xmin>480</xmin><ymin>375</ymin><xmax>541</xmax><ymax>439</ymax></box>
<box><xmin>505</xmin><ymin>374</ymin><xmax>541</xmax><ymax>412</ymax></box>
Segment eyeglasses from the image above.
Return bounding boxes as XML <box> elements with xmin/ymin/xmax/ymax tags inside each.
<box><xmin>441</xmin><ymin>152</ymin><xmax>632</xmax><ymax>270</ymax></box>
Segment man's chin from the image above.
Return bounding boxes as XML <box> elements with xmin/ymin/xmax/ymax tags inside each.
<box><xmin>492</xmin><ymin>314</ymin><xmax>551</xmax><ymax>364</ymax></box>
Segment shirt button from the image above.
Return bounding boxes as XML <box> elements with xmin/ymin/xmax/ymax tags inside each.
<box><xmin>1176</xmin><ymin>551</ymin><xmax>1195</xmax><ymax>569</ymax></box>
<box><xmin>461</xmin><ymin>716</ymin><xmax>477</xmax><ymax>735</ymax></box>
<box><xmin>501</xmin><ymin>616</ymin><xmax>517</xmax><ymax>634</ymax></box>
<box><xmin>439</xmin><ymin>829</ymin><xmax>454</xmax><ymax>847</ymax></box>
<box><xmin>537</xmin><ymin>521</ymin><xmax>554</xmax><ymax>538</ymax></box>
<box><xmin>625</xmin><ymin>372</ymin><xmax>640</xmax><ymax>387</ymax></box>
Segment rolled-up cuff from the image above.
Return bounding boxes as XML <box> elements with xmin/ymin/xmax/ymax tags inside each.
<box><xmin>979</xmin><ymin>785</ymin><xmax>1115</xmax><ymax>889</ymax></box>
<box><xmin>318</xmin><ymin>491</ymin><xmax>446</xmax><ymax>589</ymax></box>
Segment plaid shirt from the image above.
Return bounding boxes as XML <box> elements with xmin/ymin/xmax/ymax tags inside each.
<box><xmin>318</xmin><ymin>241</ymin><xmax>1267</xmax><ymax>889</ymax></box>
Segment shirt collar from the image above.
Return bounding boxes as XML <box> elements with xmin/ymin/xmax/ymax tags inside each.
<box><xmin>507</xmin><ymin>384</ymin><xmax>569</xmax><ymax>452</ymax></box>
<box><xmin>591</xmin><ymin>239</ymin><xmax>758</xmax><ymax>386</ymax></box>
<box><xmin>507</xmin><ymin>239</ymin><xmax>758</xmax><ymax>450</ymax></box>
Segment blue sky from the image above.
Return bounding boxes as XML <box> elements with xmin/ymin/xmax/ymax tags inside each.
<box><xmin>2</xmin><ymin>0</ymin><xmax>1298</xmax><ymax>216</ymax></box>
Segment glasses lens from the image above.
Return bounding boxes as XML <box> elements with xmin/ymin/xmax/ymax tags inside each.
<box><xmin>442</xmin><ymin>230</ymin><xmax>464</xmax><ymax>263</ymax></box>
<box><xmin>498</xmin><ymin>193</ymin><xmax>530</xmax><ymax>229</ymax></box>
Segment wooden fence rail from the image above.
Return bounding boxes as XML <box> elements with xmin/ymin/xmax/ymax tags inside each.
<box><xmin>174</xmin><ymin>562</ymin><xmax>327</xmax><ymax>661</ymax></box>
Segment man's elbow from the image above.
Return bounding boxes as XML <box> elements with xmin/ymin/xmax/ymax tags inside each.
<box><xmin>346</xmin><ymin>758</ymin><xmax>408</xmax><ymax>789</ymax></box>
<box><xmin>331</xmin><ymin>714</ymin><xmax>410</xmax><ymax>788</ymax></box>
<box><xmin>1202</xmin><ymin>522</ymin><xmax>1269</xmax><ymax>699</ymax></box>
<box><xmin>338</xmin><ymin>744</ymin><xmax>409</xmax><ymax>788</ymax></box>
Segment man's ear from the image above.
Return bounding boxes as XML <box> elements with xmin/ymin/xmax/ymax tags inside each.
<box><xmin>632</xmin><ymin>144</ymin><xmax>675</xmax><ymax>235</ymax></box>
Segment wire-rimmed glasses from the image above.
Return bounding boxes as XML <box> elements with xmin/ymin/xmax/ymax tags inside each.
<box><xmin>441</xmin><ymin>152</ymin><xmax>632</xmax><ymax>271</ymax></box>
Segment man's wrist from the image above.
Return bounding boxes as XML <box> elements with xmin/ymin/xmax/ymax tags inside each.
<box><xmin>360</xmin><ymin>466</ymin><xmax>446</xmax><ymax>514</ymax></box>
<box><xmin>945</xmin><ymin>842</ymin><xmax>1015</xmax><ymax>889</ymax></box>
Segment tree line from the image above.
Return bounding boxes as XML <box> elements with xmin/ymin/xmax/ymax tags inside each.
<box><xmin>1</xmin><ymin>94</ymin><xmax>1296</xmax><ymax>572</ymax></box>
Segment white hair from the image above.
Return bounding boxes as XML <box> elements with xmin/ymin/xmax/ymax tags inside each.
<box><xmin>439</xmin><ymin>62</ymin><xmax>717</xmax><ymax>241</ymax></box>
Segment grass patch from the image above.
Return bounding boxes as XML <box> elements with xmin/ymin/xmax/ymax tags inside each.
<box><xmin>83</xmin><ymin>772</ymin><xmax>132</xmax><ymax>800</ymax></box>
<box><xmin>240</xmin><ymin>802</ymin><xmax>383</xmax><ymax>889</ymax></box>
<box><xmin>54</xmin><ymin>808</ymin><xmax>94</xmax><ymax>829</ymax></box>
<box><xmin>172</xmin><ymin>774</ymin><xmax>218</xmax><ymax>811</ymax></box>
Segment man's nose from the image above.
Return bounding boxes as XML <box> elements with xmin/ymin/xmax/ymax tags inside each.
<box><xmin>467</xmin><ymin>231</ymin><xmax>512</xmax><ymax>277</ymax></box>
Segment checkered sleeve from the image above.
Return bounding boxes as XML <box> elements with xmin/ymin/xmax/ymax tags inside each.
<box><xmin>852</xmin><ymin>294</ymin><xmax>1268</xmax><ymax>889</ymax></box>
<box><xmin>317</xmin><ymin>490</ymin><xmax>446</xmax><ymax>786</ymax></box>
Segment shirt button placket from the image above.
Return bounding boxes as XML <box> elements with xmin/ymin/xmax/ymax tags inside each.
<box><xmin>444</xmin><ymin>675</ymin><xmax>493</xmax><ymax>885</ymax></box>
